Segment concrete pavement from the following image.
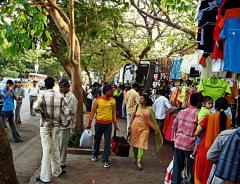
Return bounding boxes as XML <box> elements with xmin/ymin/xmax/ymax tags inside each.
<box><xmin>6</xmin><ymin>92</ymin><xmax>43</xmax><ymax>184</ymax></box>
<box><xmin>28</xmin><ymin>118</ymin><xmax>173</xmax><ymax>184</ymax></box>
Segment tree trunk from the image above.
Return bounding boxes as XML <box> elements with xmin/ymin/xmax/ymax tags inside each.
<box><xmin>49</xmin><ymin>0</ymin><xmax>84</xmax><ymax>132</ymax></box>
<box><xmin>85</xmin><ymin>69</ymin><xmax>92</xmax><ymax>86</ymax></box>
<box><xmin>0</xmin><ymin>124</ymin><xmax>19</xmax><ymax>184</ymax></box>
<box><xmin>71</xmin><ymin>64</ymin><xmax>84</xmax><ymax>132</ymax></box>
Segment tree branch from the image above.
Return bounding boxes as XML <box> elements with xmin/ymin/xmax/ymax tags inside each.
<box><xmin>28</xmin><ymin>0</ymin><xmax>70</xmax><ymax>26</ymax></box>
<box><xmin>130</xmin><ymin>0</ymin><xmax>196</xmax><ymax>38</ymax></box>
<box><xmin>167</xmin><ymin>43</ymin><xmax>197</xmax><ymax>56</ymax></box>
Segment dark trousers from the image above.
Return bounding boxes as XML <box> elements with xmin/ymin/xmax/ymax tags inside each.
<box><xmin>156</xmin><ymin>119</ymin><xmax>165</xmax><ymax>135</ymax></box>
<box><xmin>87</xmin><ymin>98</ymin><xmax>92</xmax><ymax>112</ymax></box>
<box><xmin>93</xmin><ymin>123</ymin><xmax>112</xmax><ymax>163</ymax></box>
<box><xmin>2</xmin><ymin>110</ymin><xmax>22</xmax><ymax>141</ymax></box>
<box><xmin>15</xmin><ymin>102</ymin><xmax>22</xmax><ymax>123</ymax></box>
<box><xmin>173</xmin><ymin>148</ymin><xmax>194</xmax><ymax>184</ymax></box>
<box><xmin>29</xmin><ymin>96</ymin><xmax>37</xmax><ymax>114</ymax></box>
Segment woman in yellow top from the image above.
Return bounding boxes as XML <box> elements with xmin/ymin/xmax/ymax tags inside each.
<box><xmin>88</xmin><ymin>84</ymin><xmax>119</xmax><ymax>168</ymax></box>
<box><xmin>129</xmin><ymin>93</ymin><xmax>163</xmax><ymax>170</ymax></box>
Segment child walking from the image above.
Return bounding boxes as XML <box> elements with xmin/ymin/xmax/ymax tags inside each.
<box><xmin>190</xmin><ymin>96</ymin><xmax>213</xmax><ymax>159</ymax></box>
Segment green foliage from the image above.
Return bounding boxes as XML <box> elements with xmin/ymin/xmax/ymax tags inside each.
<box><xmin>151</xmin><ymin>0</ymin><xmax>197</xmax><ymax>29</ymax></box>
<box><xmin>68</xmin><ymin>129</ymin><xmax>82</xmax><ymax>147</ymax></box>
<box><xmin>0</xmin><ymin>0</ymin><xmax>198</xmax><ymax>82</ymax></box>
<box><xmin>0</xmin><ymin>49</ymin><xmax>64</xmax><ymax>78</ymax></box>
<box><xmin>0</xmin><ymin>0</ymin><xmax>51</xmax><ymax>56</ymax></box>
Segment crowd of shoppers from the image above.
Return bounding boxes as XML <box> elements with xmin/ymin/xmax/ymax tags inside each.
<box><xmin>1</xmin><ymin>78</ymin><xmax>239</xmax><ymax>183</ymax></box>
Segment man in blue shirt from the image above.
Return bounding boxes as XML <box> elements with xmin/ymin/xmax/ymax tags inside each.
<box><xmin>1</xmin><ymin>80</ymin><xmax>23</xmax><ymax>143</ymax></box>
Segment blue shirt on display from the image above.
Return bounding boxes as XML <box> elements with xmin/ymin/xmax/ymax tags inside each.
<box><xmin>1</xmin><ymin>87</ymin><xmax>15</xmax><ymax>111</ymax></box>
<box><xmin>220</xmin><ymin>17</ymin><xmax>240</xmax><ymax>73</ymax></box>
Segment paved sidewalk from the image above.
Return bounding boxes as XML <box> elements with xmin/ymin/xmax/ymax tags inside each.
<box><xmin>28</xmin><ymin>118</ymin><xmax>173</xmax><ymax>184</ymax></box>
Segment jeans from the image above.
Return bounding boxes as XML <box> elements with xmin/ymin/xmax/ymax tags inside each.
<box><xmin>59</xmin><ymin>128</ymin><xmax>70</xmax><ymax>166</ymax></box>
<box><xmin>173</xmin><ymin>148</ymin><xmax>194</xmax><ymax>184</ymax></box>
<box><xmin>2</xmin><ymin>110</ymin><xmax>22</xmax><ymax>142</ymax></box>
<box><xmin>29</xmin><ymin>96</ymin><xmax>37</xmax><ymax>115</ymax></box>
<box><xmin>122</xmin><ymin>102</ymin><xmax>126</xmax><ymax>118</ymax></box>
<box><xmin>40</xmin><ymin>126</ymin><xmax>62</xmax><ymax>182</ymax></box>
<box><xmin>93</xmin><ymin>123</ymin><xmax>112</xmax><ymax>163</ymax></box>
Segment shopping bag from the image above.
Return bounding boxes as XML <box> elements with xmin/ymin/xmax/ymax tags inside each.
<box><xmin>111</xmin><ymin>130</ymin><xmax>130</xmax><ymax>157</ymax></box>
<box><xmin>164</xmin><ymin>159</ymin><xmax>173</xmax><ymax>184</ymax></box>
<box><xmin>79</xmin><ymin>129</ymin><xmax>93</xmax><ymax>148</ymax></box>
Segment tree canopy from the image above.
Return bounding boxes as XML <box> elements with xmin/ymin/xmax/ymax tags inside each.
<box><xmin>0</xmin><ymin>0</ymin><xmax>198</xmax><ymax>81</ymax></box>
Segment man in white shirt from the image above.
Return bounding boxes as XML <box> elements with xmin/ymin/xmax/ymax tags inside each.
<box><xmin>153</xmin><ymin>89</ymin><xmax>172</xmax><ymax>135</ymax></box>
<box><xmin>58</xmin><ymin>79</ymin><xmax>78</xmax><ymax>169</ymax></box>
<box><xmin>29</xmin><ymin>81</ymin><xmax>40</xmax><ymax>116</ymax></box>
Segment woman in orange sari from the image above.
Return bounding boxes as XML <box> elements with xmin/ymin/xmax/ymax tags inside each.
<box><xmin>194</xmin><ymin>97</ymin><xmax>232</xmax><ymax>184</ymax></box>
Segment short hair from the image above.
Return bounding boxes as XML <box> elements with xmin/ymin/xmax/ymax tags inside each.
<box><xmin>215</xmin><ymin>97</ymin><xmax>228</xmax><ymax>111</ymax></box>
<box><xmin>190</xmin><ymin>93</ymin><xmax>203</xmax><ymax>106</ymax></box>
<box><xmin>6</xmin><ymin>80</ymin><xmax>14</xmax><ymax>86</ymax></box>
<box><xmin>156</xmin><ymin>88</ymin><xmax>165</xmax><ymax>96</ymax></box>
<box><xmin>103</xmin><ymin>84</ymin><xmax>113</xmax><ymax>95</ymax></box>
<box><xmin>202</xmin><ymin>96</ymin><xmax>213</xmax><ymax>105</ymax></box>
<box><xmin>132</xmin><ymin>83</ymin><xmax>139</xmax><ymax>89</ymax></box>
<box><xmin>59</xmin><ymin>79</ymin><xmax>70</xmax><ymax>87</ymax></box>
<box><xmin>141</xmin><ymin>93</ymin><xmax>153</xmax><ymax>106</ymax></box>
<box><xmin>44</xmin><ymin>77</ymin><xmax>55</xmax><ymax>89</ymax></box>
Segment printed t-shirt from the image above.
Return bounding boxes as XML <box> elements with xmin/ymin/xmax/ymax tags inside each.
<box><xmin>198</xmin><ymin>78</ymin><xmax>231</xmax><ymax>101</ymax></box>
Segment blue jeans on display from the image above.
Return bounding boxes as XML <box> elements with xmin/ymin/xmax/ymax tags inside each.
<box><xmin>2</xmin><ymin>110</ymin><xmax>22</xmax><ymax>141</ymax></box>
<box><xmin>93</xmin><ymin>123</ymin><xmax>112</xmax><ymax>163</ymax></box>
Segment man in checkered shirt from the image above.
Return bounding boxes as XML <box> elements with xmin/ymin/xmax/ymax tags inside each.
<box><xmin>172</xmin><ymin>93</ymin><xmax>203</xmax><ymax>184</ymax></box>
<box><xmin>34</xmin><ymin>77</ymin><xmax>69</xmax><ymax>183</ymax></box>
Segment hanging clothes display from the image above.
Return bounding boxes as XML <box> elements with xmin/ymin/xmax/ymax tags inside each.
<box><xmin>198</xmin><ymin>77</ymin><xmax>231</xmax><ymax>101</ymax></box>
<box><xmin>170</xmin><ymin>58</ymin><xmax>182</xmax><ymax>80</ymax></box>
<box><xmin>212</xmin><ymin>58</ymin><xmax>224</xmax><ymax>72</ymax></box>
<box><xmin>159</xmin><ymin>57</ymin><xmax>171</xmax><ymax>80</ymax></box>
<box><xmin>211</xmin><ymin>0</ymin><xmax>240</xmax><ymax>72</ymax></box>
<box><xmin>220</xmin><ymin>17</ymin><xmax>240</xmax><ymax>72</ymax></box>
<box><xmin>180</xmin><ymin>51</ymin><xmax>200</xmax><ymax>75</ymax></box>
<box><xmin>196</xmin><ymin>0</ymin><xmax>219</xmax><ymax>55</ymax></box>
<box><xmin>196</xmin><ymin>0</ymin><xmax>240</xmax><ymax>71</ymax></box>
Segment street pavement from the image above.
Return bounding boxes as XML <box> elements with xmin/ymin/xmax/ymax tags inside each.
<box><xmin>7</xmin><ymin>92</ymin><xmax>42</xmax><ymax>184</ymax></box>
<box><xmin>28</xmin><ymin>117</ymin><xmax>173</xmax><ymax>184</ymax></box>
<box><xmin>5</xmin><ymin>91</ymin><xmax>172</xmax><ymax>184</ymax></box>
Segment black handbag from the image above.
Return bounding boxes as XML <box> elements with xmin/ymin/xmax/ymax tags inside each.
<box><xmin>111</xmin><ymin>130</ymin><xmax>130</xmax><ymax>157</ymax></box>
